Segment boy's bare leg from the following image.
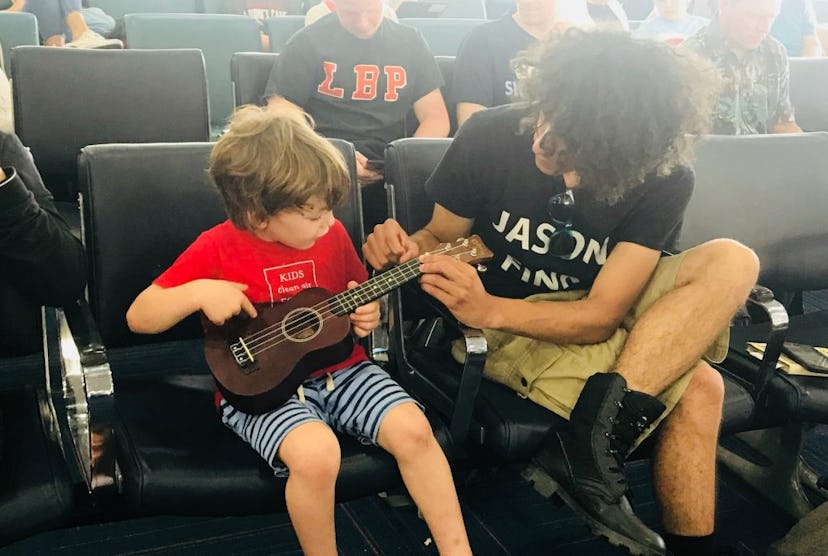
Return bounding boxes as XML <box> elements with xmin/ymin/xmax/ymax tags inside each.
<box><xmin>378</xmin><ymin>403</ymin><xmax>472</xmax><ymax>556</ymax></box>
<box><xmin>278</xmin><ymin>422</ymin><xmax>341</xmax><ymax>556</ymax></box>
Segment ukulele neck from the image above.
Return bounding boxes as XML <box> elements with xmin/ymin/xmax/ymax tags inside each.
<box><xmin>328</xmin><ymin>259</ymin><xmax>421</xmax><ymax>316</ymax></box>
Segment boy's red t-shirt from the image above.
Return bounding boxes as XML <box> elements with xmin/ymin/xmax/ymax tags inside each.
<box><xmin>154</xmin><ymin>219</ymin><xmax>370</xmax><ymax>403</ymax></box>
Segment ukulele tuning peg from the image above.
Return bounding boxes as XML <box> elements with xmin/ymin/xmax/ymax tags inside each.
<box><xmin>471</xmin><ymin>248</ymin><xmax>478</xmax><ymax>256</ymax></box>
<box><xmin>476</xmin><ymin>264</ymin><xmax>488</xmax><ymax>273</ymax></box>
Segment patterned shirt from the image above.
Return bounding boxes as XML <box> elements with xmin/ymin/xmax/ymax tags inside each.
<box><xmin>684</xmin><ymin>23</ymin><xmax>796</xmax><ymax>135</ymax></box>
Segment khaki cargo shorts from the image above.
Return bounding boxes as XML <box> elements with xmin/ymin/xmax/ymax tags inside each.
<box><xmin>452</xmin><ymin>251</ymin><xmax>729</xmax><ymax>440</ymax></box>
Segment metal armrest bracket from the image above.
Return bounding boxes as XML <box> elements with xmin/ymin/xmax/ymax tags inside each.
<box><xmin>42</xmin><ymin>300</ymin><xmax>118</xmax><ymax>495</ymax></box>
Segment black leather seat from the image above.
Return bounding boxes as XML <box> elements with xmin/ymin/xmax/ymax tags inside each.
<box><xmin>0</xmin><ymin>354</ymin><xmax>75</xmax><ymax>546</ymax></box>
<box><xmin>789</xmin><ymin>57</ymin><xmax>828</xmax><ymax>132</ymax></box>
<box><xmin>11</xmin><ymin>47</ymin><xmax>210</xmax><ymax>232</ymax></box>
<box><xmin>230</xmin><ymin>51</ymin><xmax>279</xmax><ymax>107</ymax></box>
<box><xmin>384</xmin><ymin>137</ymin><xmax>757</xmax><ymax>465</ymax></box>
<box><xmin>74</xmin><ymin>140</ymin><xmax>449</xmax><ymax>515</ymax></box>
<box><xmin>680</xmin><ymin>132</ymin><xmax>828</xmax><ymax>517</ymax></box>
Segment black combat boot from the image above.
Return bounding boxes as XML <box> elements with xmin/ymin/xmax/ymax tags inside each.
<box><xmin>534</xmin><ymin>372</ymin><xmax>667</xmax><ymax>556</ymax></box>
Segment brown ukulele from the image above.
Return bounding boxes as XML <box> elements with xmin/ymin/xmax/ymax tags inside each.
<box><xmin>203</xmin><ymin>236</ymin><xmax>493</xmax><ymax>414</ymax></box>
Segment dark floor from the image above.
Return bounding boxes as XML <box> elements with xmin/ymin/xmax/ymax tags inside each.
<box><xmin>1</xmin><ymin>454</ymin><xmax>805</xmax><ymax>556</ymax></box>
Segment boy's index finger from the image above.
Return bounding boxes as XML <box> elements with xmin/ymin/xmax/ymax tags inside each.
<box><xmin>241</xmin><ymin>297</ymin><xmax>257</xmax><ymax>319</ymax></box>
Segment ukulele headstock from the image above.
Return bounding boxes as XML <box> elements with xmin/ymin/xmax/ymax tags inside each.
<box><xmin>430</xmin><ymin>235</ymin><xmax>493</xmax><ymax>265</ymax></box>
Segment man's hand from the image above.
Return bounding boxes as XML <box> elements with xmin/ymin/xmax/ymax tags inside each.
<box><xmin>347</xmin><ymin>281</ymin><xmax>380</xmax><ymax>337</ymax></box>
<box><xmin>418</xmin><ymin>254</ymin><xmax>494</xmax><ymax>329</ymax></box>
<box><xmin>363</xmin><ymin>219</ymin><xmax>420</xmax><ymax>270</ymax></box>
<box><xmin>193</xmin><ymin>279</ymin><xmax>258</xmax><ymax>326</ymax></box>
<box><xmin>355</xmin><ymin>150</ymin><xmax>383</xmax><ymax>185</ymax></box>
<box><xmin>0</xmin><ymin>167</ymin><xmax>6</xmax><ymax>182</ymax></box>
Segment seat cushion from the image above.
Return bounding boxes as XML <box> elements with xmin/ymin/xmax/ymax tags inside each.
<box><xmin>410</xmin><ymin>346</ymin><xmax>566</xmax><ymax>462</ymax></box>
<box><xmin>110</xmin><ymin>340</ymin><xmax>450</xmax><ymax>515</ymax></box>
<box><xmin>0</xmin><ymin>388</ymin><xmax>74</xmax><ymax>546</ymax></box>
<box><xmin>728</xmin><ymin>310</ymin><xmax>828</xmax><ymax>423</ymax></box>
<box><xmin>410</xmin><ymin>345</ymin><xmax>757</xmax><ymax>461</ymax></box>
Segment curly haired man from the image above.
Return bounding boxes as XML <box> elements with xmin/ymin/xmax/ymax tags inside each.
<box><xmin>364</xmin><ymin>28</ymin><xmax>759</xmax><ymax>556</ymax></box>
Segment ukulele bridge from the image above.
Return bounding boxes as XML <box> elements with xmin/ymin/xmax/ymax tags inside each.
<box><xmin>230</xmin><ymin>337</ymin><xmax>257</xmax><ymax>372</ymax></box>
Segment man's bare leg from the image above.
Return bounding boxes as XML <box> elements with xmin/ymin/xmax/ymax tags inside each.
<box><xmin>615</xmin><ymin>238</ymin><xmax>759</xmax><ymax>394</ymax></box>
<box><xmin>652</xmin><ymin>362</ymin><xmax>724</xmax><ymax>535</ymax></box>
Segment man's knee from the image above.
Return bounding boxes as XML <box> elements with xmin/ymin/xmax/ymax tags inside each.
<box><xmin>679</xmin><ymin>239</ymin><xmax>760</xmax><ymax>292</ymax></box>
<box><xmin>671</xmin><ymin>363</ymin><xmax>725</xmax><ymax>429</ymax></box>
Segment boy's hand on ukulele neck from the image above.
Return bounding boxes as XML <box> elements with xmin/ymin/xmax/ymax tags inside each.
<box><xmin>347</xmin><ymin>280</ymin><xmax>381</xmax><ymax>338</ymax></box>
<box><xmin>193</xmin><ymin>279</ymin><xmax>258</xmax><ymax>326</ymax></box>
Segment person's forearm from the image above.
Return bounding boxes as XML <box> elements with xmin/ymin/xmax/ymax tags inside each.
<box><xmin>410</xmin><ymin>227</ymin><xmax>444</xmax><ymax>255</ymax></box>
<box><xmin>413</xmin><ymin>116</ymin><xmax>450</xmax><ymax>138</ymax></box>
<box><xmin>801</xmin><ymin>36</ymin><xmax>823</xmax><ymax>57</ymax></box>
<box><xmin>127</xmin><ymin>282</ymin><xmax>203</xmax><ymax>334</ymax></box>
<box><xmin>485</xmin><ymin>295</ymin><xmax>619</xmax><ymax>345</ymax></box>
<box><xmin>0</xmin><ymin>170</ymin><xmax>86</xmax><ymax>306</ymax></box>
<box><xmin>771</xmin><ymin>120</ymin><xmax>802</xmax><ymax>133</ymax></box>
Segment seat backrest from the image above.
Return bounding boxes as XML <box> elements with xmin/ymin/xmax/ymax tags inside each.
<box><xmin>87</xmin><ymin>0</ymin><xmax>201</xmax><ymax>19</ymax></box>
<box><xmin>263</xmin><ymin>15</ymin><xmax>304</xmax><ymax>53</ymax></box>
<box><xmin>0</xmin><ymin>12</ymin><xmax>38</xmax><ymax>73</ymax></box>
<box><xmin>231</xmin><ymin>51</ymin><xmax>279</xmax><ymax>106</ymax></box>
<box><xmin>202</xmin><ymin>0</ymin><xmax>304</xmax><ymax>16</ymax></box>
<box><xmin>440</xmin><ymin>0</ymin><xmax>486</xmax><ymax>18</ymax></box>
<box><xmin>385</xmin><ymin>137</ymin><xmax>452</xmax><ymax>232</ymax></box>
<box><xmin>79</xmin><ymin>139</ymin><xmax>361</xmax><ymax>349</ymax></box>
<box><xmin>399</xmin><ymin>18</ymin><xmax>482</xmax><ymax>56</ymax></box>
<box><xmin>124</xmin><ymin>13</ymin><xmax>261</xmax><ymax>129</ymax></box>
<box><xmin>11</xmin><ymin>47</ymin><xmax>209</xmax><ymax>202</ymax></box>
<box><xmin>680</xmin><ymin>132</ymin><xmax>828</xmax><ymax>291</ymax></box>
<box><xmin>789</xmin><ymin>57</ymin><xmax>828</xmax><ymax>132</ymax></box>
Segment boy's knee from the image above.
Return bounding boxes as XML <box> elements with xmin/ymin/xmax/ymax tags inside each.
<box><xmin>289</xmin><ymin>445</ymin><xmax>341</xmax><ymax>483</ymax></box>
<box><xmin>282</xmin><ymin>427</ymin><xmax>341</xmax><ymax>482</ymax></box>
<box><xmin>382</xmin><ymin>405</ymin><xmax>436</xmax><ymax>458</ymax></box>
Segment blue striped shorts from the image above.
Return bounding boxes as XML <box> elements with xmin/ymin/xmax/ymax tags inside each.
<box><xmin>219</xmin><ymin>361</ymin><xmax>420</xmax><ymax>476</ymax></box>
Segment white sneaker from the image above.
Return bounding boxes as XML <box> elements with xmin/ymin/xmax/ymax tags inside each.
<box><xmin>65</xmin><ymin>30</ymin><xmax>123</xmax><ymax>49</ymax></box>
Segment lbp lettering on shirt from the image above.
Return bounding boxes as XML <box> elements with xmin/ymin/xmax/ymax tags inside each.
<box><xmin>264</xmin><ymin>260</ymin><xmax>318</xmax><ymax>303</ymax></box>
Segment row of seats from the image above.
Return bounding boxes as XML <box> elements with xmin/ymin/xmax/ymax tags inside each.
<box><xmin>86</xmin><ymin>0</ymin><xmax>489</xmax><ymax>20</ymax></box>
<box><xmin>8</xmin><ymin>44</ymin><xmax>828</xmax><ymax>211</ymax></box>
<box><xmin>4</xmin><ymin>129</ymin><xmax>828</xmax><ymax>546</ymax></box>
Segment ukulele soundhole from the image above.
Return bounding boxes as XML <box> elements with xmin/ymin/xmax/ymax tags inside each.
<box><xmin>282</xmin><ymin>307</ymin><xmax>324</xmax><ymax>343</ymax></box>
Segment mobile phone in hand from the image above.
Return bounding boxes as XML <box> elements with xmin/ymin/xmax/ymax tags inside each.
<box><xmin>781</xmin><ymin>342</ymin><xmax>828</xmax><ymax>374</ymax></box>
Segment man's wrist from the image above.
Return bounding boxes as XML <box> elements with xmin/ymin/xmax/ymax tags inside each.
<box><xmin>0</xmin><ymin>167</ymin><xmax>8</xmax><ymax>185</ymax></box>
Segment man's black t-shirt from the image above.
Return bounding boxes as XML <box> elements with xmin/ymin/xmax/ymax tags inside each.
<box><xmin>264</xmin><ymin>14</ymin><xmax>443</xmax><ymax>159</ymax></box>
<box><xmin>426</xmin><ymin>106</ymin><xmax>694</xmax><ymax>300</ymax></box>
<box><xmin>452</xmin><ymin>15</ymin><xmax>535</xmax><ymax>109</ymax></box>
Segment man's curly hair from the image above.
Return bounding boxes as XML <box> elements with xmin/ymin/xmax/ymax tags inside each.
<box><xmin>513</xmin><ymin>28</ymin><xmax>721</xmax><ymax>203</ymax></box>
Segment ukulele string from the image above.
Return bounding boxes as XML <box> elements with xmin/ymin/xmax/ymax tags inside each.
<box><xmin>241</xmin><ymin>245</ymin><xmax>479</xmax><ymax>357</ymax></box>
<box><xmin>239</xmin><ymin>242</ymin><xmax>462</xmax><ymax>349</ymax></box>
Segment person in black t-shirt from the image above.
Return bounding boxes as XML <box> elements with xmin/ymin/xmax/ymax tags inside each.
<box><xmin>264</xmin><ymin>0</ymin><xmax>449</xmax><ymax>186</ymax></box>
<box><xmin>452</xmin><ymin>0</ymin><xmax>591</xmax><ymax>128</ymax></box>
<box><xmin>364</xmin><ymin>29</ymin><xmax>759</xmax><ymax>556</ymax></box>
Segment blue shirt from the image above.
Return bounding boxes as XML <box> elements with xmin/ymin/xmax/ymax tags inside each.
<box><xmin>771</xmin><ymin>0</ymin><xmax>818</xmax><ymax>56</ymax></box>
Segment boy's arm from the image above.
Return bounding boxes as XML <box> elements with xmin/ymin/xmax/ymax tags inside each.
<box><xmin>127</xmin><ymin>280</ymin><xmax>257</xmax><ymax>335</ymax></box>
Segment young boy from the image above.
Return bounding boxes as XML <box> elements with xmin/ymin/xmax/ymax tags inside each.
<box><xmin>126</xmin><ymin>106</ymin><xmax>472</xmax><ymax>556</ymax></box>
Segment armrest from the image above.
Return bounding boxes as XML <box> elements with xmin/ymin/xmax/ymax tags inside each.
<box><xmin>42</xmin><ymin>299</ymin><xmax>118</xmax><ymax>496</ymax></box>
<box><xmin>743</xmin><ymin>285</ymin><xmax>789</xmax><ymax>403</ymax></box>
<box><xmin>389</xmin><ymin>284</ymin><xmax>487</xmax><ymax>445</ymax></box>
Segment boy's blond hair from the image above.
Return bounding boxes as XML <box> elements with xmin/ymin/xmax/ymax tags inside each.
<box><xmin>209</xmin><ymin>105</ymin><xmax>351</xmax><ymax>230</ymax></box>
